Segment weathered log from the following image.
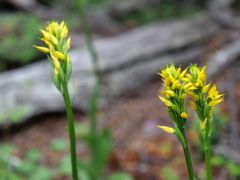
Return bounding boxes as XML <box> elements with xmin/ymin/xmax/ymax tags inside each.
<box><xmin>207</xmin><ymin>40</ymin><xmax>240</xmax><ymax>79</ymax></box>
<box><xmin>209</xmin><ymin>0</ymin><xmax>240</xmax><ymax>29</ymax></box>
<box><xmin>0</xmin><ymin>15</ymin><xmax>218</xmax><ymax>128</ymax></box>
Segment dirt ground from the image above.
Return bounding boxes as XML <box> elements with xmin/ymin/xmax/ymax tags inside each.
<box><xmin>0</xmin><ymin>78</ymin><xmax>231</xmax><ymax>180</ymax></box>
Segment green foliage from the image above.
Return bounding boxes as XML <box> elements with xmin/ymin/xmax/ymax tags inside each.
<box><xmin>59</xmin><ymin>156</ymin><xmax>72</xmax><ymax>176</ymax></box>
<box><xmin>0</xmin><ymin>13</ymin><xmax>41</xmax><ymax>71</ymax></box>
<box><xmin>191</xmin><ymin>107</ymin><xmax>228</xmax><ymax>149</ymax></box>
<box><xmin>79</xmin><ymin>129</ymin><xmax>112</xmax><ymax>180</ymax></box>
<box><xmin>119</xmin><ymin>0</ymin><xmax>200</xmax><ymax>25</ymax></box>
<box><xmin>51</xmin><ymin>138</ymin><xmax>67</xmax><ymax>152</ymax></box>
<box><xmin>0</xmin><ymin>106</ymin><xmax>31</xmax><ymax>124</ymax></box>
<box><xmin>108</xmin><ymin>172</ymin><xmax>133</xmax><ymax>180</ymax></box>
<box><xmin>160</xmin><ymin>167</ymin><xmax>179</xmax><ymax>180</ymax></box>
<box><xmin>212</xmin><ymin>155</ymin><xmax>240</xmax><ymax>177</ymax></box>
<box><xmin>0</xmin><ymin>144</ymin><xmax>52</xmax><ymax>180</ymax></box>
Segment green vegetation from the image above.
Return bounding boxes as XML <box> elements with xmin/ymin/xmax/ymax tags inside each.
<box><xmin>0</xmin><ymin>13</ymin><xmax>41</xmax><ymax>71</ymax></box>
<box><xmin>212</xmin><ymin>155</ymin><xmax>240</xmax><ymax>177</ymax></box>
<box><xmin>119</xmin><ymin>1</ymin><xmax>200</xmax><ymax>25</ymax></box>
<box><xmin>0</xmin><ymin>106</ymin><xmax>31</xmax><ymax>124</ymax></box>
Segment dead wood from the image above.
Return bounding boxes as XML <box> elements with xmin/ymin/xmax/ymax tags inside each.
<box><xmin>207</xmin><ymin>40</ymin><xmax>240</xmax><ymax>79</ymax></box>
<box><xmin>0</xmin><ymin>15</ymin><xmax>218</xmax><ymax>128</ymax></box>
<box><xmin>209</xmin><ymin>0</ymin><xmax>240</xmax><ymax>29</ymax></box>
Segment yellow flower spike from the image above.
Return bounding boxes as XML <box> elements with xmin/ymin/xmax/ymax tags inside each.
<box><xmin>181</xmin><ymin>112</ymin><xmax>188</xmax><ymax>118</ymax></box>
<box><xmin>33</xmin><ymin>46</ymin><xmax>50</xmax><ymax>53</ymax></box>
<box><xmin>55</xmin><ymin>51</ymin><xmax>65</xmax><ymax>61</ymax></box>
<box><xmin>157</xmin><ymin>125</ymin><xmax>175</xmax><ymax>134</ymax></box>
<box><xmin>159</xmin><ymin>96</ymin><xmax>172</xmax><ymax>107</ymax></box>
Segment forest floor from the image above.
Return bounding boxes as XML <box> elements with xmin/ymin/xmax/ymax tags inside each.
<box><xmin>0</xmin><ymin>78</ymin><xmax>230</xmax><ymax>180</ymax></box>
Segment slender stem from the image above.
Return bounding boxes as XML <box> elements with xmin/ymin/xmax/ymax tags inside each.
<box><xmin>75</xmin><ymin>0</ymin><xmax>100</xmax><ymax>135</ymax></box>
<box><xmin>181</xmin><ymin>134</ymin><xmax>195</xmax><ymax>180</ymax></box>
<box><xmin>204</xmin><ymin>137</ymin><xmax>212</xmax><ymax>180</ymax></box>
<box><xmin>63</xmin><ymin>83</ymin><xmax>78</xmax><ymax>180</ymax></box>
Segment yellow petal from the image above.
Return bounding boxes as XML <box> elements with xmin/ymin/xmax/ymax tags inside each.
<box><xmin>55</xmin><ymin>51</ymin><xmax>65</xmax><ymax>61</ymax></box>
<box><xmin>198</xmin><ymin>66</ymin><xmax>207</xmax><ymax>82</ymax></box>
<box><xmin>180</xmin><ymin>112</ymin><xmax>188</xmax><ymax>118</ymax></box>
<box><xmin>179</xmin><ymin>68</ymin><xmax>188</xmax><ymax>79</ymax></box>
<box><xmin>165</xmin><ymin>90</ymin><xmax>175</xmax><ymax>97</ymax></box>
<box><xmin>208</xmin><ymin>99</ymin><xmax>223</xmax><ymax>106</ymax></box>
<box><xmin>33</xmin><ymin>45</ymin><xmax>50</xmax><ymax>53</ymax></box>
<box><xmin>157</xmin><ymin>125</ymin><xmax>175</xmax><ymax>134</ymax></box>
<box><xmin>208</xmin><ymin>85</ymin><xmax>216</xmax><ymax>96</ymax></box>
<box><xmin>159</xmin><ymin>96</ymin><xmax>172</xmax><ymax>107</ymax></box>
<box><xmin>66</xmin><ymin>37</ymin><xmax>71</xmax><ymax>49</ymax></box>
<box><xmin>202</xmin><ymin>82</ymin><xmax>211</xmax><ymax>93</ymax></box>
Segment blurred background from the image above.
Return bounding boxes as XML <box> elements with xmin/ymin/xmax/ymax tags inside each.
<box><xmin>0</xmin><ymin>0</ymin><xmax>239</xmax><ymax>179</ymax></box>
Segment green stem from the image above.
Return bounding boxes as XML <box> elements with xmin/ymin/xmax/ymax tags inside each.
<box><xmin>63</xmin><ymin>83</ymin><xmax>78</xmax><ymax>180</ymax></box>
<box><xmin>182</xmin><ymin>137</ymin><xmax>195</xmax><ymax>180</ymax></box>
<box><xmin>204</xmin><ymin>137</ymin><xmax>212</xmax><ymax>180</ymax></box>
<box><xmin>75</xmin><ymin>0</ymin><xmax>100</xmax><ymax>135</ymax></box>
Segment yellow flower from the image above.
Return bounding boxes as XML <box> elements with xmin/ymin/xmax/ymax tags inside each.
<box><xmin>180</xmin><ymin>112</ymin><xmax>188</xmax><ymax>118</ymax></box>
<box><xmin>202</xmin><ymin>82</ymin><xmax>211</xmax><ymax>93</ymax></box>
<box><xmin>157</xmin><ymin>125</ymin><xmax>175</xmax><ymax>134</ymax></box>
<box><xmin>209</xmin><ymin>99</ymin><xmax>223</xmax><ymax>107</ymax></box>
<box><xmin>55</xmin><ymin>51</ymin><xmax>65</xmax><ymax>61</ymax></box>
<box><xmin>33</xmin><ymin>46</ymin><xmax>50</xmax><ymax>53</ymax></box>
<box><xmin>159</xmin><ymin>96</ymin><xmax>172</xmax><ymax>107</ymax></box>
<box><xmin>34</xmin><ymin>20</ymin><xmax>72</xmax><ymax>81</ymax></box>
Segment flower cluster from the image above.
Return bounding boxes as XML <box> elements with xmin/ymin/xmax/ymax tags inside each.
<box><xmin>158</xmin><ymin>65</ymin><xmax>190</xmax><ymax>132</ymax></box>
<box><xmin>34</xmin><ymin>21</ymin><xmax>72</xmax><ymax>91</ymax></box>
<box><xmin>185</xmin><ymin>65</ymin><xmax>224</xmax><ymax>126</ymax></box>
<box><xmin>158</xmin><ymin>64</ymin><xmax>223</xmax><ymax>133</ymax></box>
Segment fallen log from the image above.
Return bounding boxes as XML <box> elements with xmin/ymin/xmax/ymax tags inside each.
<box><xmin>209</xmin><ymin>0</ymin><xmax>240</xmax><ymax>29</ymax></box>
<box><xmin>207</xmin><ymin>40</ymin><xmax>240</xmax><ymax>79</ymax></box>
<box><xmin>0</xmin><ymin>15</ymin><xmax>218</xmax><ymax>128</ymax></box>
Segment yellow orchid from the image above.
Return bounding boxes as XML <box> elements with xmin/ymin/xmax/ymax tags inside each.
<box><xmin>34</xmin><ymin>20</ymin><xmax>72</xmax><ymax>90</ymax></box>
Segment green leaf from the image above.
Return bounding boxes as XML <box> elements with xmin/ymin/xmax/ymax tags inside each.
<box><xmin>26</xmin><ymin>149</ymin><xmax>41</xmax><ymax>162</ymax></box>
<box><xmin>109</xmin><ymin>172</ymin><xmax>133</xmax><ymax>180</ymax></box>
<box><xmin>58</xmin><ymin>156</ymin><xmax>72</xmax><ymax>176</ymax></box>
<box><xmin>51</xmin><ymin>138</ymin><xmax>67</xmax><ymax>152</ymax></box>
